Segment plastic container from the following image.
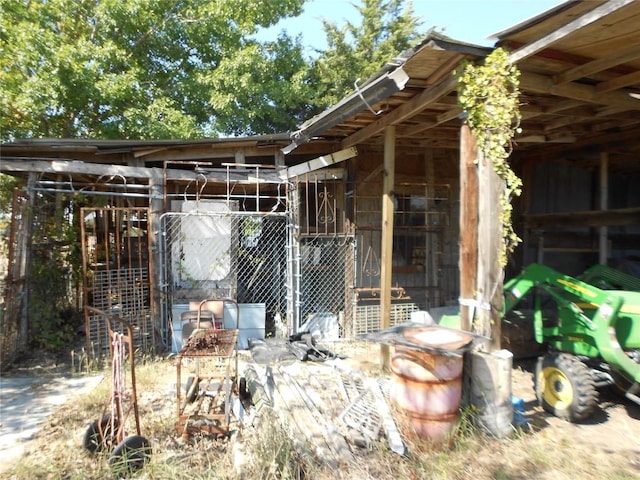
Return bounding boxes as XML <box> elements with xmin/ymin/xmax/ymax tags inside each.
<box><xmin>469</xmin><ymin>349</ymin><xmax>514</xmax><ymax>438</ymax></box>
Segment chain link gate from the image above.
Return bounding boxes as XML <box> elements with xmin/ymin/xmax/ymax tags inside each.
<box><xmin>158</xmin><ymin>210</ymin><xmax>290</xmax><ymax>350</ymax></box>
<box><xmin>297</xmin><ymin>235</ymin><xmax>356</xmax><ymax>337</ymax></box>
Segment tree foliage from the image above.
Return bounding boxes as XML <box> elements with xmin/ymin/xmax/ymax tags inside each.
<box><xmin>28</xmin><ymin>191</ymin><xmax>83</xmax><ymax>350</ymax></box>
<box><xmin>1</xmin><ymin>0</ymin><xmax>423</xmax><ymax>139</ymax></box>
<box><xmin>0</xmin><ymin>1</ymin><xmax>425</xmax><ymax>352</ymax></box>
<box><xmin>310</xmin><ymin>0</ymin><xmax>423</xmax><ymax>109</ymax></box>
<box><xmin>207</xmin><ymin>33</ymin><xmax>318</xmax><ymax>135</ymax></box>
<box><xmin>0</xmin><ymin>0</ymin><xmax>309</xmax><ymax>139</ymax></box>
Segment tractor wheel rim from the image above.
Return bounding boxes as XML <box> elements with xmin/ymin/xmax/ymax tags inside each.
<box><xmin>542</xmin><ymin>366</ymin><xmax>573</xmax><ymax>409</ymax></box>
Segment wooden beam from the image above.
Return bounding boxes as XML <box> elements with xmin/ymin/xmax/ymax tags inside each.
<box><xmin>0</xmin><ymin>157</ymin><xmax>284</xmax><ymax>184</ymax></box>
<box><xmin>283</xmin><ymin>147</ymin><xmax>358</xmax><ymax>179</ymax></box>
<box><xmin>359</xmin><ymin>164</ymin><xmax>384</xmax><ymax>184</ymax></box>
<box><xmin>148</xmin><ymin>170</ymin><xmax>164</xmax><ymax>336</ymax></box>
<box><xmin>380</xmin><ymin>126</ymin><xmax>395</xmax><ymax>371</ymax></box>
<box><xmin>342</xmin><ymin>74</ymin><xmax>458</xmax><ymax>149</ymax></box>
<box><xmin>509</xmin><ymin>0</ymin><xmax>637</xmax><ymax>64</ymax></box>
<box><xmin>271</xmin><ymin>364</ymin><xmax>352</xmax><ymax>467</ymax></box>
<box><xmin>0</xmin><ymin>158</ymin><xmax>157</xmax><ymax>178</ymax></box>
<box><xmin>234</xmin><ymin>149</ymin><xmax>245</xmax><ymax>164</ymax></box>
<box><xmin>592</xmin><ymin>116</ymin><xmax>640</xmax><ymax>133</ymax></box>
<box><xmin>529</xmin><ymin>231</ymin><xmax>639</xmax><ymax>250</ymax></box>
<box><xmin>459</xmin><ymin>124</ymin><xmax>478</xmax><ymax>332</ymax></box>
<box><xmin>524</xmin><ymin>207</ymin><xmax>640</xmax><ymax>229</ymax></box>
<box><xmin>398</xmin><ymin>107</ymin><xmax>462</xmax><ymax>138</ymax></box>
<box><xmin>475</xmin><ymin>140</ymin><xmax>504</xmax><ymax>347</ymax></box>
<box><xmin>518</xmin><ymin>125</ymin><xmax>640</xmax><ymax>158</ymax></box>
<box><xmin>22</xmin><ymin>173</ymin><xmax>37</xmax><ymax>340</ymax></box>
<box><xmin>554</xmin><ymin>44</ymin><xmax>640</xmax><ymax>85</ymax></box>
<box><xmin>597</xmin><ymin>70</ymin><xmax>640</xmax><ymax>93</ymax></box>
<box><xmin>520</xmin><ymin>71</ymin><xmax>640</xmax><ymax>110</ymax></box>
<box><xmin>543</xmin><ymin>114</ymin><xmax>590</xmax><ymax>132</ymax></box>
<box><xmin>424</xmin><ymin>53</ymin><xmax>466</xmax><ymax>85</ymax></box>
<box><xmin>545</xmin><ymin>99</ymin><xmax>585</xmax><ymax>114</ymax></box>
<box><xmin>133</xmin><ymin>145</ymin><xmax>281</xmax><ymax>162</ymax></box>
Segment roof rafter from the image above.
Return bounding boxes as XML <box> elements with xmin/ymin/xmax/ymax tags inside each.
<box><xmin>554</xmin><ymin>44</ymin><xmax>640</xmax><ymax>85</ymax></box>
<box><xmin>597</xmin><ymin>69</ymin><xmax>640</xmax><ymax>93</ymax></box>
<box><xmin>341</xmin><ymin>74</ymin><xmax>458</xmax><ymax>149</ymax></box>
<box><xmin>520</xmin><ymin>71</ymin><xmax>640</xmax><ymax>110</ymax></box>
<box><xmin>397</xmin><ymin>107</ymin><xmax>462</xmax><ymax>138</ymax></box>
<box><xmin>509</xmin><ymin>0</ymin><xmax>637</xmax><ymax>64</ymax></box>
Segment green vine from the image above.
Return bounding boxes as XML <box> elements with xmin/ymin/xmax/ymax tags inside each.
<box><xmin>457</xmin><ymin>48</ymin><xmax>523</xmax><ymax>266</ymax></box>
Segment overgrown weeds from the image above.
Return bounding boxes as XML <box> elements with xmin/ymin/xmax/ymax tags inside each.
<box><xmin>3</xmin><ymin>355</ymin><xmax>639</xmax><ymax>480</ymax></box>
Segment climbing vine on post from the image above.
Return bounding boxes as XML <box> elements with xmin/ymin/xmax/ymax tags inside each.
<box><xmin>457</xmin><ymin>48</ymin><xmax>522</xmax><ymax>266</ymax></box>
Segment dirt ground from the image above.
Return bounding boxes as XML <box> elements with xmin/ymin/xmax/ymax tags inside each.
<box><xmin>2</xmin><ymin>339</ymin><xmax>640</xmax><ymax>479</ymax></box>
<box><xmin>510</xmin><ymin>357</ymin><xmax>640</xmax><ymax>466</ymax></box>
<box><xmin>335</xmin><ymin>340</ymin><xmax>640</xmax><ymax>472</ymax></box>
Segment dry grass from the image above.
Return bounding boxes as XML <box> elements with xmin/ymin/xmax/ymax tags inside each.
<box><xmin>2</xmin><ymin>346</ymin><xmax>639</xmax><ymax>480</ymax></box>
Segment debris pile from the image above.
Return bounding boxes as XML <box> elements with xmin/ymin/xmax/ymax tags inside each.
<box><xmin>241</xmin><ymin>336</ymin><xmax>406</xmax><ymax>468</ymax></box>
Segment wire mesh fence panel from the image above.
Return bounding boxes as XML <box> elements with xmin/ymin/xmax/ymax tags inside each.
<box><xmin>159</xmin><ymin>212</ymin><xmax>290</xmax><ymax>348</ymax></box>
<box><xmin>88</xmin><ymin>268</ymin><xmax>153</xmax><ymax>355</ymax></box>
<box><xmin>354</xmin><ymin>302</ymin><xmax>419</xmax><ymax>335</ymax></box>
<box><xmin>81</xmin><ymin>208</ymin><xmax>154</xmax><ymax>358</ymax></box>
<box><xmin>297</xmin><ymin>235</ymin><xmax>356</xmax><ymax>336</ymax></box>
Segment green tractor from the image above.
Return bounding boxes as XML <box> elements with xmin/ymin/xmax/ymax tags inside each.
<box><xmin>503</xmin><ymin>263</ymin><xmax>640</xmax><ymax>421</ymax></box>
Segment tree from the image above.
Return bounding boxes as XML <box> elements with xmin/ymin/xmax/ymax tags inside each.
<box><xmin>1</xmin><ymin>0</ymin><xmax>425</xmax><ymax>139</ymax></box>
<box><xmin>206</xmin><ymin>32</ymin><xmax>318</xmax><ymax>135</ymax></box>
<box><xmin>310</xmin><ymin>0</ymin><xmax>423</xmax><ymax>109</ymax></box>
<box><xmin>0</xmin><ymin>0</ymin><xmax>309</xmax><ymax>139</ymax></box>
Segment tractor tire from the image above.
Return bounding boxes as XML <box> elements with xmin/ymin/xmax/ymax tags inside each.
<box><xmin>534</xmin><ymin>353</ymin><xmax>598</xmax><ymax>422</ymax></box>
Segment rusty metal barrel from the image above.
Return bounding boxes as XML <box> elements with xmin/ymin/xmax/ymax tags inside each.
<box><xmin>389</xmin><ymin>327</ymin><xmax>472</xmax><ymax>446</ymax></box>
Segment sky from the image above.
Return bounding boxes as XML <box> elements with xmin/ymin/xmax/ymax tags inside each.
<box><xmin>259</xmin><ymin>0</ymin><xmax>566</xmax><ymax>55</ymax></box>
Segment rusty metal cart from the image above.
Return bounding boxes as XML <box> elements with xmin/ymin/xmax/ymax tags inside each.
<box><xmin>83</xmin><ymin>306</ymin><xmax>152</xmax><ymax>476</ymax></box>
<box><xmin>175</xmin><ymin>299</ymin><xmax>240</xmax><ymax>439</ymax></box>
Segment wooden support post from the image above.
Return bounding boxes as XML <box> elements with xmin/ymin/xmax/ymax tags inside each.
<box><xmin>459</xmin><ymin>125</ymin><xmax>478</xmax><ymax>332</ymax></box>
<box><xmin>21</xmin><ymin>172</ymin><xmax>37</xmax><ymax>342</ymax></box>
<box><xmin>148</xmin><ymin>170</ymin><xmax>164</xmax><ymax>346</ymax></box>
<box><xmin>460</xmin><ymin>123</ymin><xmax>504</xmax><ymax>347</ymax></box>
<box><xmin>599</xmin><ymin>152</ymin><xmax>609</xmax><ymax>265</ymax></box>
<box><xmin>380</xmin><ymin>126</ymin><xmax>396</xmax><ymax>370</ymax></box>
<box><xmin>521</xmin><ymin>160</ymin><xmax>534</xmax><ymax>266</ymax></box>
<box><xmin>476</xmin><ymin>146</ymin><xmax>504</xmax><ymax>349</ymax></box>
<box><xmin>424</xmin><ymin>150</ymin><xmax>439</xmax><ymax>306</ymax></box>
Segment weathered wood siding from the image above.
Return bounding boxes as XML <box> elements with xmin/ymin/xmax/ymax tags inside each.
<box><xmin>351</xmin><ymin>148</ymin><xmax>460</xmax><ymax>311</ymax></box>
<box><xmin>516</xmin><ymin>160</ymin><xmax>640</xmax><ymax>277</ymax></box>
